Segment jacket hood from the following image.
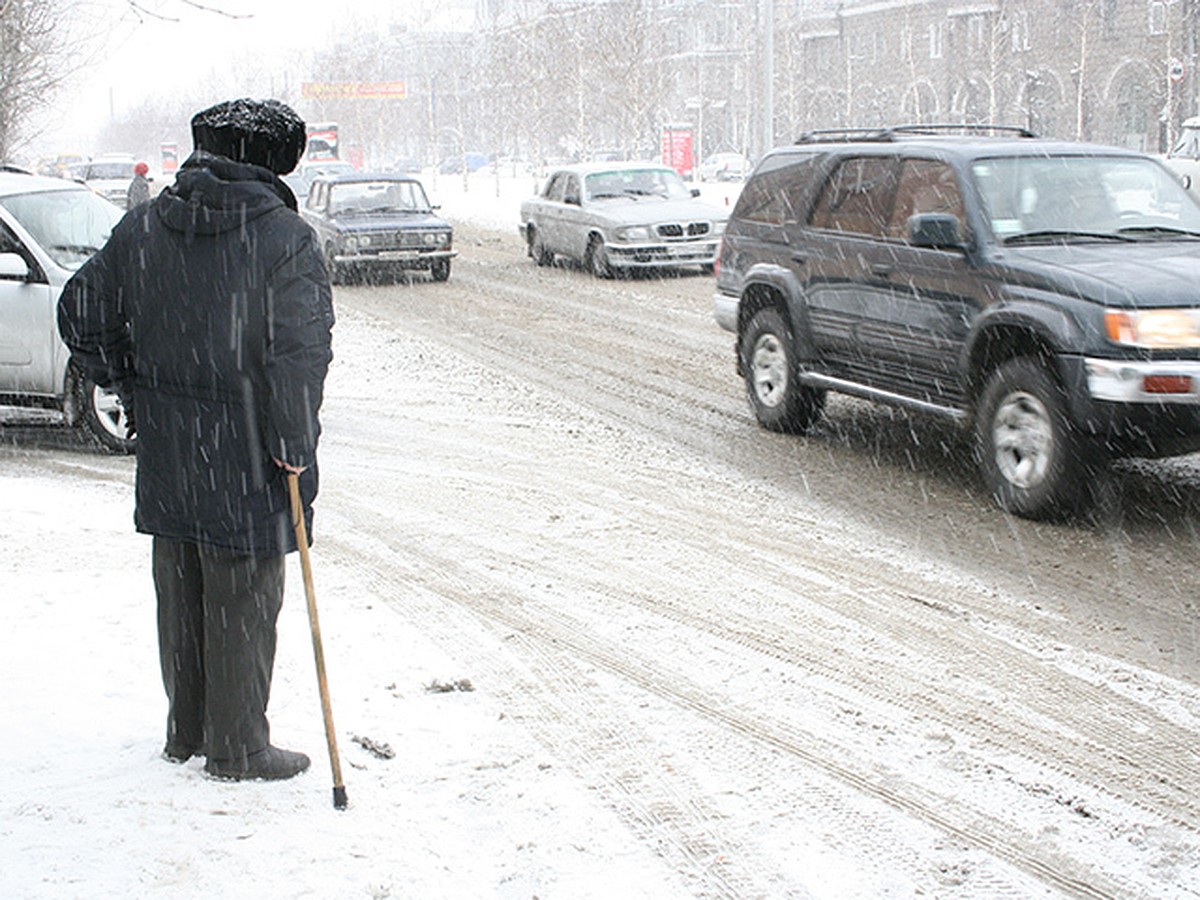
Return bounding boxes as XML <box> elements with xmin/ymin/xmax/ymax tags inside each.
<box><xmin>155</xmin><ymin>151</ymin><xmax>297</xmax><ymax>238</ymax></box>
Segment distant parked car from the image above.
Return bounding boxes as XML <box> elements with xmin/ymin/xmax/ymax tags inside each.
<box><xmin>286</xmin><ymin>159</ymin><xmax>358</xmax><ymax>203</ymax></box>
<box><xmin>699</xmin><ymin>152</ymin><xmax>752</xmax><ymax>182</ymax></box>
<box><xmin>1164</xmin><ymin>116</ymin><xmax>1200</xmax><ymax>198</ymax></box>
<box><xmin>300</xmin><ymin>173</ymin><xmax>455</xmax><ymax>283</ymax></box>
<box><xmin>439</xmin><ymin>152</ymin><xmax>489</xmax><ymax>174</ymax></box>
<box><xmin>0</xmin><ymin>170</ymin><xmax>130</xmax><ymax>450</ymax></box>
<box><xmin>75</xmin><ymin>155</ymin><xmax>138</xmax><ymax>207</ymax></box>
<box><xmin>519</xmin><ymin>162</ymin><xmax>727</xmax><ymax>277</ymax></box>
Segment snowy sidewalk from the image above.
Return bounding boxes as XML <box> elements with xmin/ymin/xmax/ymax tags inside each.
<box><xmin>0</xmin><ymin>313</ymin><xmax>689</xmax><ymax>899</ymax></box>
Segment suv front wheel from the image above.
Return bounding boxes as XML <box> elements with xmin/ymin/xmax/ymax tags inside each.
<box><xmin>975</xmin><ymin>358</ymin><xmax>1089</xmax><ymax>519</ymax></box>
<box><xmin>739</xmin><ymin>307</ymin><xmax>826</xmax><ymax>434</ymax></box>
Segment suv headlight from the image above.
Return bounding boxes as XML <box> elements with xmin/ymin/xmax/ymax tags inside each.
<box><xmin>344</xmin><ymin>236</ymin><xmax>359</xmax><ymax>251</ymax></box>
<box><xmin>423</xmin><ymin>232</ymin><xmax>450</xmax><ymax>246</ymax></box>
<box><xmin>616</xmin><ymin>225</ymin><xmax>652</xmax><ymax>242</ymax></box>
<box><xmin>1105</xmin><ymin>308</ymin><xmax>1200</xmax><ymax>348</ymax></box>
<box><xmin>712</xmin><ymin>221</ymin><xmax>727</xmax><ymax>235</ymax></box>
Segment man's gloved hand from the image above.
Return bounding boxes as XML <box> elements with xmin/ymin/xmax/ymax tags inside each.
<box><xmin>116</xmin><ymin>385</ymin><xmax>136</xmax><ymax>439</ymax></box>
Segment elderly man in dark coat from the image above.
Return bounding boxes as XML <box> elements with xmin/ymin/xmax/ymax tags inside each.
<box><xmin>57</xmin><ymin>99</ymin><xmax>335</xmax><ymax>782</ymax></box>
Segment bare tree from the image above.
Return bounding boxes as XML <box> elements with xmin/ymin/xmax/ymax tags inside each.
<box><xmin>0</xmin><ymin>0</ymin><xmax>91</xmax><ymax>159</ymax></box>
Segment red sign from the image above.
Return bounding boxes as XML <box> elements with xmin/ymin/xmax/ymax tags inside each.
<box><xmin>661</xmin><ymin>125</ymin><xmax>694</xmax><ymax>178</ymax></box>
<box><xmin>306</xmin><ymin>123</ymin><xmax>339</xmax><ymax>161</ymax></box>
<box><xmin>160</xmin><ymin>143</ymin><xmax>179</xmax><ymax>174</ymax></box>
<box><xmin>301</xmin><ymin>82</ymin><xmax>407</xmax><ymax>100</ymax></box>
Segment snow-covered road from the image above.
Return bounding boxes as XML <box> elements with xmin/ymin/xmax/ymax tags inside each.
<box><xmin>2</xmin><ymin>176</ymin><xmax>1199</xmax><ymax>898</ymax></box>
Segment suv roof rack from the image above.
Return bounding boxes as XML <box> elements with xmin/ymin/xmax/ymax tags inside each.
<box><xmin>795</xmin><ymin>124</ymin><xmax>1037</xmax><ymax>144</ymax></box>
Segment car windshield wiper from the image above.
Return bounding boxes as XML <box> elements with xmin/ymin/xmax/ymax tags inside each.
<box><xmin>1003</xmin><ymin>230</ymin><xmax>1135</xmax><ymax>245</ymax></box>
<box><xmin>1116</xmin><ymin>225</ymin><xmax>1200</xmax><ymax>240</ymax></box>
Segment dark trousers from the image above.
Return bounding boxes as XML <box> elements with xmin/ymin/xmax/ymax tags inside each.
<box><xmin>152</xmin><ymin>537</ymin><xmax>285</xmax><ymax>764</ymax></box>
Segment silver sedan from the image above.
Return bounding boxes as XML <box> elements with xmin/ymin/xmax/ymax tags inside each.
<box><xmin>519</xmin><ymin>163</ymin><xmax>727</xmax><ymax>277</ymax></box>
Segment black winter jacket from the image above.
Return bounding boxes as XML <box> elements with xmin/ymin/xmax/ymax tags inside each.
<box><xmin>58</xmin><ymin>152</ymin><xmax>335</xmax><ymax>556</ymax></box>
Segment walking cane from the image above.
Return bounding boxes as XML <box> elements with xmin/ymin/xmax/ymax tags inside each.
<box><xmin>287</xmin><ymin>471</ymin><xmax>348</xmax><ymax>810</ymax></box>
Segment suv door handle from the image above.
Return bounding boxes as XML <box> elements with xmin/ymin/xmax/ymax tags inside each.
<box><xmin>791</xmin><ymin>252</ymin><xmax>807</xmax><ymax>265</ymax></box>
<box><xmin>870</xmin><ymin>263</ymin><xmax>893</xmax><ymax>277</ymax></box>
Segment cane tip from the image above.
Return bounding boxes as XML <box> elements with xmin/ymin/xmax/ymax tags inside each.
<box><xmin>333</xmin><ymin>785</ymin><xmax>348</xmax><ymax>810</ymax></box>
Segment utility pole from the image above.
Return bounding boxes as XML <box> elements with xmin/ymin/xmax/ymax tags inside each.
<box><xmin>761</xmin><ymin>0</ymin><xmax>775</xmax><ymax>157</ymax></box>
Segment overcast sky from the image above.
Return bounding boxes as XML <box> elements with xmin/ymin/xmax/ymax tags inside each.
<box><xmin>43</xmin><ymin>0</ymin><xmax>475</xmax><ymax>154</ymax></box>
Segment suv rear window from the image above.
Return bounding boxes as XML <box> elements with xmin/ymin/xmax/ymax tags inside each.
<box><xmin>809</xmin><ymin>156</ymin><xmax>898</xmax><ymax>236</ymax></box>
<box><xmin>732</xmin><ymin>152</ymin><xmax>819</xmax><ymax>225</ymax></box>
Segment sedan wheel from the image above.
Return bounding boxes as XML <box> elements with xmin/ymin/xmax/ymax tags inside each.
<box><xmin>71</xmin><ymin>368</ymin><xmax>134</xmax><ymax>454</ymax></box>
<box><xmin>586</xmin><ymin>238</ymin><xmax>612</xmax><ymax>279</ymax></box>
<box><xmin>530</xmin><ymin>230</ymin><xmax>552</xmax><ymax>266</ymax></box>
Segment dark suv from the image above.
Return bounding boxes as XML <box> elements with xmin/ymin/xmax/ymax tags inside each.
<box><xmin>713</xmin><ymin>126</ymin><xmax>1200</xmax><ymax>519</ymax></box>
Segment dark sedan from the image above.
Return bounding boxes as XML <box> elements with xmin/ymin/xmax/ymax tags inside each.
<box><xmin>301</xmin><ymin>174</ymin><xmax>455</xmax><ymax>283</ymax></box>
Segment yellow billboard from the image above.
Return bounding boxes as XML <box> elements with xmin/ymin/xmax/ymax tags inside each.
<box><xmin>301</xmin><ymin>82</ymin><xmax>407</xmax><ymax>100</ymax></box>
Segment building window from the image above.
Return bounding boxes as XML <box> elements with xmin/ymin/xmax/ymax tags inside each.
<box><xmin>930</xmin><ymin>22</ymin><xmax>944</xmax><ymax>59</ymax></box>
<box><xmin>1011</xmin><ymin>10</ymin><xmax>1031</xmax><ymax>52</ymax></box>
<box><xmin>900</xmin><ymin>26</ymin><xmax>913</xmax><ymax>62</ymax></box>
<box><xmin>1148</xmin><ymin>0</ymin><xmax>1166</xmax><ymax>34</ymax></box>
<box><xmin>968</xmin><ymin>14</ymin><xmax>988</xmax><ymax>51</ymax></box>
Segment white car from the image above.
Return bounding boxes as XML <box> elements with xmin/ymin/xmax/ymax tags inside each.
<box><xmin>1165</xmin><ymin>116</ymin><xmax>1200</xmax><ymax>198</ymax></box>
<box><xmin>698</xmin><ymin>152</ymin><xmax>752</xmax><ymax>182</ymax></box>
<box><xmin>519</xmin><ymin>162</ymin><xmax>727</xmax><ymax>277</ymax></box>
<box><xmin>0</xmin><ymin>171</ymin><xmax>131</xmax><ymax>451</ymax></box>
<box><xmin>74</xmin><ymin>155</ymin><xmax>139</xmax><ymax>208</ymax></box>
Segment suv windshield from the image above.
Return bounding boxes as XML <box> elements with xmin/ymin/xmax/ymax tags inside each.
<box><xmin>0</xmin><ymin>187</ymin><xmax>123</xmax><ymax>269</ymax></box>
<box><xmin>585</xmin><ymin>168</ymin><xmax>693</xmax><ymax>201</ymax></box>
<box><xmin>329</xmin><ymin>180</ymin><xmax>431</xmax><ymax>215</ymax></box>
<box><xmin>971</xmin><ymin>155</ymin><xmax>1200</xmax><ymax>242</ymax></box>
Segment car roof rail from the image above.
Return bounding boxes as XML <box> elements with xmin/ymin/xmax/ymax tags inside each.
<box><xmin>889</xmin><ymin>123</ymin><xmax>1038</xmax><ymax>138</ymax></box>
<box><xmin>795</xmin><ymin>127</ymin><xmax>896</xmax><ymax>144</ymax></box>
<box><xmin>795</xmin><ymin>124</ymin><xmax>1037</xmax><ymax>144</ymax></box>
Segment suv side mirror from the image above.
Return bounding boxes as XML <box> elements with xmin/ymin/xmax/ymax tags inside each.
<box><xmin>564</xmin><ymin>193</ymin><xmax>581</xmax><ymax>206</ymax></box>
<box><xmin>691</xmin><ymin>188</ymin><xmax>701</xmax><ymax>198</ymax></box>
<box><xmin>909</xmin><ymin>213</ymin><xmax>963</xmax><ymax>249</ymax></box>
<box><xmin>0</xmin><ymin>252</ymin><xmax>31</xmax><ymax>280</ymax></box>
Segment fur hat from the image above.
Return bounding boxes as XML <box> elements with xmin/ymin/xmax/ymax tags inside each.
<box><xmin>190</xmin><ymin>99</ymin><xmax>306</xmax><ymax>175</ymax></box>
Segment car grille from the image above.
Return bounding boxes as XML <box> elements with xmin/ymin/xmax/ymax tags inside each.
<box><xmin>656</xmin><ymin>222</ymin><xmax>711</xmax><ymax>239</ymax></box>
<box><xmin>365</xmin><ymin>231</ymin><xmax>439</xmax><ymax>250</ymax></box>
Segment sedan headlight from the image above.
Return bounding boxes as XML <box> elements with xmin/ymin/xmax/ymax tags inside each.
<box><xmin>423</xmin><ymin>231</ymin><xmax>450</xmax><ymax>246</ymax></box>
<box><xmin>616</xmin><ymin>225</ymin><xmax>652</xmax><ymax>242</ymax></box>
<box><xmin>344</xmin><ymin>236</ymin><xmax>359</xmax><ymax>251</ymax></box>
<box><xmin>1105</xmin><ymin>308</ymin><xmax>1200</xmax><ymax>348</ymax></box>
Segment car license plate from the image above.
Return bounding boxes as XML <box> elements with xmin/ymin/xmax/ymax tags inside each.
<box><xmin>378</xmin><ymin>250</ymin><xmax>420</xmax><ymax>260</ymax></box>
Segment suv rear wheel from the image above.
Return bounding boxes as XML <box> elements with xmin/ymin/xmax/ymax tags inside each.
<box><xmin>739</xmin><ymin>307</ymin><xmax>826</xmax><ymax>434</ymax></box>
<box><xmin>975</xmin><ymin>358</ymin><xmax>1088</xmax><ymax>519</ymax></box>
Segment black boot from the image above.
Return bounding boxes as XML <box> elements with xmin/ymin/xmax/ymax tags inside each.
<box><xmin>162</xmin><ymin>741</ymin><xmax>206</xmax><ymax>764</ymax></box>
<box><xmin>205</xmin><ymin>746</ymin><xmax>310</xmax><ymax>781</ymax></box>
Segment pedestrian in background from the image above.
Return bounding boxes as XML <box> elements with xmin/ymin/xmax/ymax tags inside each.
<box><xmin>57</xmin><ymin>98</ymin><xmax>335</xmax><ymax>782</ymax></box>
<box><xmin>126</xmin><ymin>160</ymin><xmax>151</xmax><ymax>208</ymax></box>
